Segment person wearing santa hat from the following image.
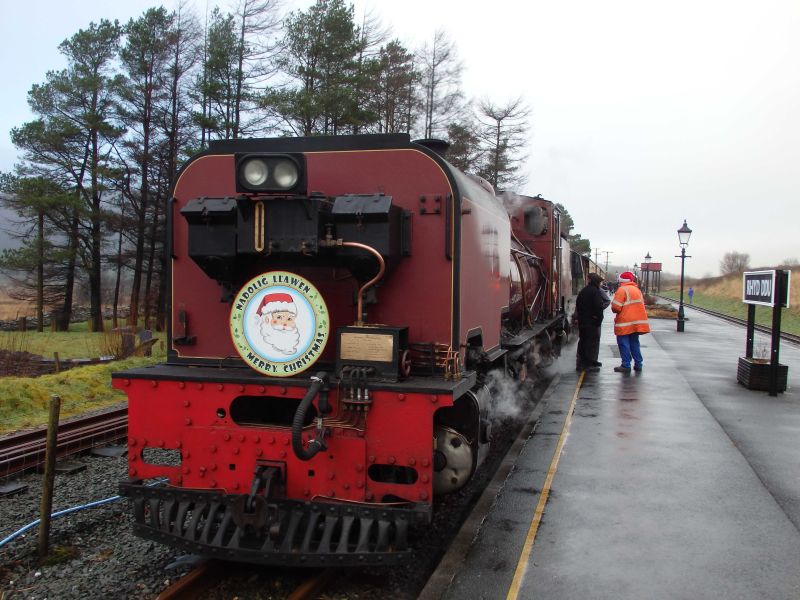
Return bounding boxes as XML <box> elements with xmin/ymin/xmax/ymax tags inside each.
<box><xmin>256</xmin><ymin>292</ymin><xmax>300</xmax><ymax>356</ymax></box>
<box><xmin>610</xmin><ymin>271</ymin><xmax>650</xmax><ymax>373</ymax></box>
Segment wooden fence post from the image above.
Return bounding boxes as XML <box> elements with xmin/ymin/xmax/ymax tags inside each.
<box><xmin>39</xmin><ymin>394</ymin><xmax>61</xmax><ymax>559</ymax></box>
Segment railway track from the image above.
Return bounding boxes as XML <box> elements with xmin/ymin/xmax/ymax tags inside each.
<box><xmin>155</xmin><ymin>561</ymin><xmax>338</xmax><ymax>600</ymax></box>
<box><xmin>654</xmin><ymin>294</ymin><xmax>800</xmax><ymax>345</ymax></box>
<box><xmin>0</xmin><ymin>405</ymin><xmax>128</xmax><ymax>479</ymax></box>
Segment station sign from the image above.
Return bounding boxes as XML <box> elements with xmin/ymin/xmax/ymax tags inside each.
<box><xmin>742</xmin><ymin>270</ymin><xmax>790</xmax><ymax>307</ymax></box>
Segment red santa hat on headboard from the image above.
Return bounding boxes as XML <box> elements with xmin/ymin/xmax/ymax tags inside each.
<box><xmin>256</xmin><ymin>292</ymin><xmax>296</xmax><ymax>316</ymax></box>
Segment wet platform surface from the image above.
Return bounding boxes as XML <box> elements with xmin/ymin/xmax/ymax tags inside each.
<box><xmin>440</xmin><ymin>308</ymin><xmax>800</xmax><ymax>599</ymax></box>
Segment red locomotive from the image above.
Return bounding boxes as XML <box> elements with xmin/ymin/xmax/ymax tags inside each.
<box><xmin>114</xmin><ymin>134</ymin><xmax>580</xmax><ymax>566</ymax></box>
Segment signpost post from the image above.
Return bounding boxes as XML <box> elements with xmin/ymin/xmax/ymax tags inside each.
<box><xmin>739</xmin><ymin>270</ymin><xmax>790</xmax><ymax>396</ymax></box>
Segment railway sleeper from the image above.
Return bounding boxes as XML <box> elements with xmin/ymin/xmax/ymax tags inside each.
<box><xmin>121</xmin><ymin>481</ymin><xmax>419</xmax><ymax>566</ymax></box>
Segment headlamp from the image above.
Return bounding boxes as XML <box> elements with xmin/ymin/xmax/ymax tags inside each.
<box><xmin>242</xmin><ymin>159</ymin><xmax>269</xmax><ymax>186</ymax></box>
<box><xmin>237</xmin><ymin>154</ymin><xmax>302</xmax><ymax>193</ymax></box>
<box><xmin>273</xmin><ymin>159</ymin><xmax>299</xmax><ymax>189</ymax></box>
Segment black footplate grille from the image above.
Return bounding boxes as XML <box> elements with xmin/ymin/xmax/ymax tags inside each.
<box><xmin>119</xmin><ymin>481</ymin><xmax>421</xmax><ymax>566</ymax></box>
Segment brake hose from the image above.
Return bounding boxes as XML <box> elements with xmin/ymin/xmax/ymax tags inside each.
<box><xmin>291</xmin><ymin>371</ymin><xmax>328</xmax><ymax>461</ymax></box>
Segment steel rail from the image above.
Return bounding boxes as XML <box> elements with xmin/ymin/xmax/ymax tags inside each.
<box><xmin>0</xmin><ymin>405</ymin><xmax>128</xmax><ymax>479</ymax></box>
<box><xmin>154</xmin><ymin>561</ymin><xmax>337</xmax><ymax>600</ymax></box>
<box><xmin>654</xmin><ymin>294</ymin><xmax>800</xmax><ymax>346</ymax></box>
<box><xmin>155</xmin><ymin>561</ymin><xmax>224</xmax><ymax>600</ymax></box>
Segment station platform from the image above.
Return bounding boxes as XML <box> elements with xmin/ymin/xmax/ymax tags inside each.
<box><xmin>426</xmin><ymin>307</ymin><xmax>800</xmax><ymax>599</ymax></box>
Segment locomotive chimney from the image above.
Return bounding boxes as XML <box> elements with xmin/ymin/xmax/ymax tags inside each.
<box><xmin>414</xmin><ymin>138</ymin><xmax>450</xmax><ymax>157</ymax></box>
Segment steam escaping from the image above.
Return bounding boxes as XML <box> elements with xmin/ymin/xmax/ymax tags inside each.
<box><xmin>498</xmin><ymin>191</ymin><xmax>527</xmax><ymax>212</ymax></box>
<box><xmin>498</xmin><ymin>191</ymin><xmax>544</xmax><ymax>213</ymax></box>
<box><xmin>485</xmin><ymin>367</ymin><xmax>554</xmax><ymax>427</ymax></box>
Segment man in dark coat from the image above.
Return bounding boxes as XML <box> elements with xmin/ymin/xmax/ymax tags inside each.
<box><xmin>576</xmin><ymin>272</ymin><xmax>609</xmax><ymax>371</ymax></box>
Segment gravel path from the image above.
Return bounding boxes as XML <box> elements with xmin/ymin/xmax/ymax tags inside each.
<box><xmin>0</xmin><ymin>452</ymin><xmax>187</xmax><ymax>600</ymax></box>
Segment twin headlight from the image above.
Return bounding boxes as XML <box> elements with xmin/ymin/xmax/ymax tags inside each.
<box><xmin>237</xmin><ymin>154</ymin><xmax>301</xmax><ymax>192</ymax></box>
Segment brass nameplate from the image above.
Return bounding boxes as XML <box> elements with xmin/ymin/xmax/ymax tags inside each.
<box><xmin>340</xmin><ymin>332</ymin><xmax>394</xmax><ymax>362</ymax></box>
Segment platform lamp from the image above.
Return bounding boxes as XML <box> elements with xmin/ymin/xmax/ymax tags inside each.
<box><xmin>633</xmin><ymin>262</ymin><xmax>639</xmax><ymax>280</ymax></box>
<box><xmin>644</xmin><ymin>252</ymin><xmax>652</xmax><ymax>295</ymax></box>
<box><xmin>676</xmin><ymin>220</ymin><xmax>692</xmax><ymax>332</ymax></box>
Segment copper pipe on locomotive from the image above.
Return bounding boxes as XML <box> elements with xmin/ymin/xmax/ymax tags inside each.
<box><xmin>343</xmin><ymin>242</ymin><xmax>386</xmax><ymax>326</ymax></box>
<box><xmin>320</xmin><ymin>232</ymin><xmax>387</xmax><ymax>326</ymax></box>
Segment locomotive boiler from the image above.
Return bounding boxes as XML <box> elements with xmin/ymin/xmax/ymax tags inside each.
<box><xmin>114</xmin><ymin>134</ymin><xmax>575</xmax><ymax>566</ymax></box>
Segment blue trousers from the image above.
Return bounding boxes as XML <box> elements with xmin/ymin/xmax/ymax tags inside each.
<box><xmin>616</xmin><ymin>333</ymin><xmax>643</xmax><ymax>368</ymax></box>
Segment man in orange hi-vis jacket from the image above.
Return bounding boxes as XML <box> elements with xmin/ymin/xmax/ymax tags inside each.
<box><xmin>611</xmin><ymin>271</ymin><xmax>651</xmax><ymax>373</ymax></box>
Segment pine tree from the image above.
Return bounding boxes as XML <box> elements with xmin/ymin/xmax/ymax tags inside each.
<box><xmin>11</xmin><ymin>19</ymin><xmax>123</xmax><ymax>331</ymax></box>
<box><xmin>0</xmin><ymin>175</ymin><xmax>76</xmax><ymax>331</ymax></box>
<box><xmin>371</xmin><ymin>40</ymin><xmax>420</xmax><ymax>134</ymax></box>
<box><xmin>445</xmin><ymin>119</ymin><xmax>483</xmax><ymax>173</ymax></box>
<box><xmin>270</xmin><ymin>0</ymin><xmax>360</xmax><ymax>135</ymax></box>
<box><xmin>119</xmin><ymin>8</ymin><xmax>175</xmax><ymax>327</ymax></box>
<box><xmin>476</xmin><ymin>97</ymin><xmax>530</xmax><ymax>191</ymax></box>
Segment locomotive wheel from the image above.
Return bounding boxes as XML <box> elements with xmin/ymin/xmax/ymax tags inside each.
<box><xmin>432</xmin><ymin>425</ymin><xmax>474</xmax><ymax>495</ymax></box>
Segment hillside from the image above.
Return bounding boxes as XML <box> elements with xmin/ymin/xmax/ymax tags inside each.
<box><xmin>0</xmin><ymin>286</ymin><xmax>33</xmax><ymax>320</ymax></box>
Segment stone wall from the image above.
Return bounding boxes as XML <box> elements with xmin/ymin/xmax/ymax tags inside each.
<box><xmin>0</xmin><ymin>307</ymin><xmax>132</xmax><ymax>332</ymax></box>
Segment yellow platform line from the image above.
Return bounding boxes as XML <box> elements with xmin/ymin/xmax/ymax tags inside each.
<box><xmin>506</xmin><ymin>371</ymin><xmax>585</xmax><ymax>600</ymax></box>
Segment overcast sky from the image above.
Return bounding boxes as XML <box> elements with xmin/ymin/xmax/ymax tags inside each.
<box><xmin>1</xmin><ymin>0</ymin><xmax>798</xmax><ymax>277</ymax></box>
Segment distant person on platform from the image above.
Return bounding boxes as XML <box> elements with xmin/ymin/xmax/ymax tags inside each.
<box><xmin>611</xmin><ymin>271</ymin><xmax>651</xmax><ymax>373</ymax></box>
<box><xmin>688</xmin><ymin>286</ymin><xmax>694</xmax><ymax>304</ymax></box>
<box><xmin>575</xmin><ymin>273</ymin><xmax>610</xmax><ymax>371</ymax></box>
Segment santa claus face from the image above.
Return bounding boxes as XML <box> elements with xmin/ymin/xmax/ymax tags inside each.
<box><xmin>259</xmin><ymin>310</ymin><xmax>300</xmax><ymax>355</ymax></box>
<box><xmin>269</xmin><ymin>311</ymin><xmax>296</xmax><ymax>331</ymax></box>
<box><xmin>231</xmin><ymin>273</ymin><xmax>330</xmax><ymax>376</ymax></box>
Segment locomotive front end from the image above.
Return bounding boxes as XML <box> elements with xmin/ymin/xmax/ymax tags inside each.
<box><xmin>113</xmin><ymin>134</ymin><xmax>498</xmax><ymax>566</ymax></box>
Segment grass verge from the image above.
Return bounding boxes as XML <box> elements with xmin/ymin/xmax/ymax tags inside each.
<box><xmin>659</xmin><ymin>290</ymin><xmax>800</xmax><ymax>337</ymax></box>
<box><xmin>0</xmin><ymin>355</ymin><xmax>159</xmax><ymax>436</ymax></box>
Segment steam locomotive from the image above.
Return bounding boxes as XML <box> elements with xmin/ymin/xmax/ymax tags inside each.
<box><xmin>114</xmin><ymin>134</ymin><xmax>585</xmax><ymax>566</ymax></box>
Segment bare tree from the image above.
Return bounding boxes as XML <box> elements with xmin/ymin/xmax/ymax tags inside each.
<box><xmin>231</xmin><ymin>0</ymin><xmax>283</xmax><ymax>137</ymax></box>
<box><xmin>350</xmin><ymin>9</ymin><xmax>390</xmax><ymax>134</ymax></box>
<box><xmin>720</xmin><ymin>251</ymin><xmax>750</xmax><ymax>275</ymax></box>
<box><xmin>197</xmin><ymin>0</ymin><xmax>281</xmax><ymax>141</ymax></box>
<box><xmin>163</xmin><ymin>2</ymin><xmax>202</xmax><ymax>185</ymax></box>
<box><xmin>418</xmin><ymin>29</ymin><xmax>464</xmax><ymax>139</ymax></box>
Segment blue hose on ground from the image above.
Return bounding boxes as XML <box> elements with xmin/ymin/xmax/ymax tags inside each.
<box><xmin>0</xmin><ymin>479</ymin><xmax>166</xmax><ymax>549</ymax></box>
<box><xmin>0</xmin><ymin>495</ymin><xmax>121</xmax><ymax>548</ymax></box>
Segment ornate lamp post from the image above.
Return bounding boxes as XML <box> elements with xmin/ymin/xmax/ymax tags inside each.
<box><xmin>644</xmin><ymin>252</ymin><xmax>651</xmax><ymax>295</ymax></box>
<box><xmin>633</xmin><ymin>263</ymin><xmax>639</xmax><ymax>280</ymax></box>
<box><xmin>676</xmin><ymin>220</ymin><xmax>692</xmax><ymax>332</ymax></box>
